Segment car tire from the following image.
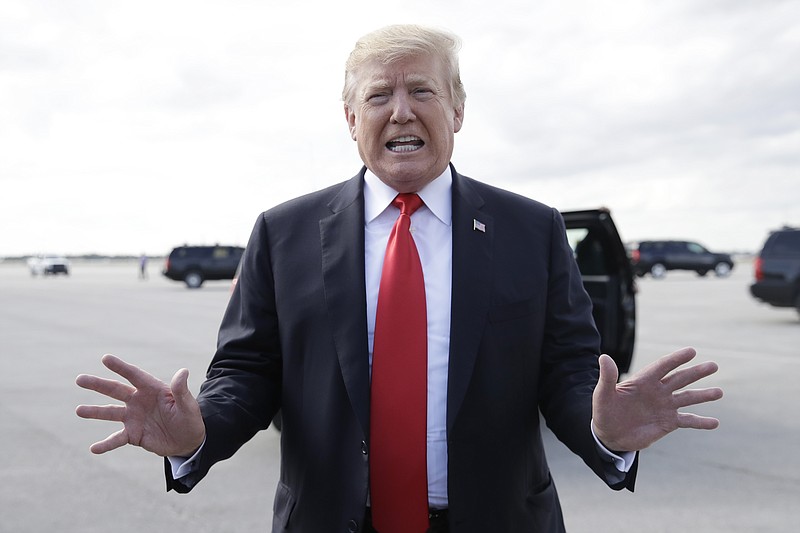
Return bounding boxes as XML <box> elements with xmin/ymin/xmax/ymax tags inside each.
<box><xmin>697</xmin><ymin>269</ymin><xmax>708</xmax><ymax>277</ymax></box>
<box><xmin>650</xmin><ymin>263</ymin><xmax>667</xmax><ymax>279</ymax></box>
<box><xmin>714</xmin><ymin>262</ymin><xmax>732</xmax><ymax>277</ymax></box>
<box><xmin>795</xmin><ymin>292</ymin><xmax>800</xmax><ymax>318</ymax></box>
<box><xmin>184</xmin><ymin>271</ymin><xmax>204</xmax><ymax>289</ymax></box>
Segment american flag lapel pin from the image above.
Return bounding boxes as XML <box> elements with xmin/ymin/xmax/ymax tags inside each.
<box><xmin>473</xmin><ymin>219</ymin><xmax>486</xmax><ymax>232</ymax></box>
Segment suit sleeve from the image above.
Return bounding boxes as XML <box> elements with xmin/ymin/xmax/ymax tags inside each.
<box><xmin>537</xmin><ymin>208</ymin><xmax>636</xmax><ymax>491</ymax></box>
<box><xmin>166</xmin><ymin>213</ymin><xmax>283</xmax><ymax>492</ymax></box>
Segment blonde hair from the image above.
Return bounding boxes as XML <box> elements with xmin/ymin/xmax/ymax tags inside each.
<box><xmin>342</xmin><ymin>24</ymin><xmax>466</xmax><ymax>109</ymax></box>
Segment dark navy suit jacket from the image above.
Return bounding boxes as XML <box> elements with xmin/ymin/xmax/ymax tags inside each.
<box><xmin>167</xmin><ymin>165</ymin><xmax>637</xmax><ymax>532</ymax></box>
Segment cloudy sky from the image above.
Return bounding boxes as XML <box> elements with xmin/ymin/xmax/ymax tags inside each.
<box><xmin>2</xmin><ymin>0</ymin><xmax>798</xmax><ymax>256</ymax></box>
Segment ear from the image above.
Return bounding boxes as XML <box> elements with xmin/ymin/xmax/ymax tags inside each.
<box><xmin>453</xmin><ymin>103</ymin><xmax>465</xmax><ymax>133</ymax></box>
<box><xmin>344</xmin><ymin>104</ymin><xmax>357</xmax><ymax>140</ymax></box>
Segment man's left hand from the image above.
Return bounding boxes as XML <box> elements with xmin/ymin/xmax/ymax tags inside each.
<box><xmin>592</xmin><ymin>346</ymin><xmax>723</xmax><ymax>452</ymax></box>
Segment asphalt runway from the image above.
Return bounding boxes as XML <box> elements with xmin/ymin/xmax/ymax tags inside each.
<box><xmin>1</xmin><ymin>259</ymin><xmax>797</xmax><ymax>532</ymax></box>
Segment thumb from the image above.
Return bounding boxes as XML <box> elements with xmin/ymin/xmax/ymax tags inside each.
<box><xmin>596</xmin><ymin>354</ymin><xmax>619</xmax><ymax>397</ymax></box>
<box><xmin>170</xmin><ymin>368</ymin><xmax>196</xmax><ymax>408</ymax></box>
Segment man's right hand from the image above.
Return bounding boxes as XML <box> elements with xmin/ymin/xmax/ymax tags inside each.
<box><xmin>76</xmin><ymin>354</ymin><xmax>206</xmax><ymax>457</ymax></box>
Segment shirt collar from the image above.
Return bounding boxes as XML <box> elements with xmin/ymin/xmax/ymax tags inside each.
<box><xmin>363</xmin><ymin>166</ymin><xmax>452</xmax><ymax>226</ymax></box>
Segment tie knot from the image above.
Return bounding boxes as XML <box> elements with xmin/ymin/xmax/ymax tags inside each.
<box><xmin>393</xmin><ymin>193</ymin><xmax>424</xmax><ymax>216</ymax></box>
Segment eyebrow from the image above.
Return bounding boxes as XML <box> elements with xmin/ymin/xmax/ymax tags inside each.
<box><xmin>361</xmin><ymin>73</ymin><xmax>439</xmax><ymax>95</ymax></box>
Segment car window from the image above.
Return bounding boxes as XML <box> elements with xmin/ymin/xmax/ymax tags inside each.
<box><xmin>765</xmin><ymin>232</ymin><xmax>800</xmax><ymax>257</ymax></box>
<box><xmin>686</xmin><ymin>242</ymin><xmax>707</xmax><ymax>254</ymax></box>
<box><xmin>566</xmin><ymin>228</ymin><xmax>588</xmax><ymax>252</ymax></box>
<box><xmin>213</xmin><ymin>247</ymin><xmax>230</xmax><ymax>259</ymax></box>
<box><xmin>567</xmin><ymin>228</ymin><xmax>609</xmax><ymax>275</ymax></box>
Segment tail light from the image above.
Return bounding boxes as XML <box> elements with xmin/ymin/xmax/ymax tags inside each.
<box><xmin>753</xmin><ymin>257</ymin><xmax>763</xmax><ymax>281</ymax></box>
<box><xmin>631</xmin><ymin>250</ymin><xmax>640</xmax><ymax>263</ymax></box>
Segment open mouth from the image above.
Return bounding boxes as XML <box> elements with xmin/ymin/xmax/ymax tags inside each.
<box><xmin>386</xmin><ymin>135</ymin><xmax>424</xmax><ymax>153</ymax></box>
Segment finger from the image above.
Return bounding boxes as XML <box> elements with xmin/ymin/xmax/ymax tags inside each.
<box><xmin>75</xmin><ymin>404</ymin><xmax>126</xmax><ymax>422</ymax></box>
<box><xmin>101</xmin><ymin>354</ymin><xmax>161</xmax><ymax>390</ymax></box>
<box><xmin>677</xmin><ymin>412</ymin><xmax>720</xmax><ymax>430</ymax></box>
<box><xmin>89</xmin><ymin>428</ymin><xmax>130</xmax><ymax>454</ymax></box>
<box><xmin>639</xmin><ymin>347</ymin><xmax>697</xmax><ymax>382</ymax></box>
<box><xmin>663</xmin><ymin>361</ymin><xmax>719</xmax><ymax>391</ymax></box>
<box><xmin>673</xmin><ymin>387</ymin><xmax>724</xmax><ymax>409</ymax></box>
<box><xmin>75</xmin><ymin>374</ymin><xmax>135</xmax><ymax>402</ymax></box>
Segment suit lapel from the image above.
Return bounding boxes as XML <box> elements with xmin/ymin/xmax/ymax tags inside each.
<box><xmin>319</xmin><ymin>172</ymin><xmax>371</xmax><ymax>436</ymax></box>
<box><xmin>317</xmin><ymin>168</ymin><xmax>495</xmax><ymax>435</ymax></box>
<box><xmin>447</xmin><ymin>170</ymin><xmax>494</xmax><ymax>431</ymax></box>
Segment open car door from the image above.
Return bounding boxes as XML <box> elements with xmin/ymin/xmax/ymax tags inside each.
<box><xmin>562</xmin><ymin>208</ymin><xmax>636</xmax><ymax>374</ymax></box>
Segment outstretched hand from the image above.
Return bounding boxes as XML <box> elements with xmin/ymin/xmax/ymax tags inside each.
<box><xmin>75</xmin><ymin>354</ymin><xmax>206</xmax><ymax>457</ymax></box>
<box><xmin>592</xmin><ymin>347</ymin><xmax>723</xmax><ymax>452</ymax></box>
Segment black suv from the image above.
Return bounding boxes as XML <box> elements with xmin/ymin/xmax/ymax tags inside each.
<box><xmin>163</xmin><ymin>245</ymin><xmax>244</xmax><ymax>288</ymax></box>
<box><xmin>629</xmin><ymin>240</ymin><xmax>734</xmax><ymax>279</ymax></box>
<box><xmin>750</xmin><ymin>226</ymin><xmax>800</xmax><ymax>316</ymax></box>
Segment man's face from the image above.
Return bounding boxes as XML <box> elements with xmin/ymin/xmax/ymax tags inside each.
<box><xmin>345</xmin><ymin>54</ymin><xmax>464</xmax><ymax>193</ymax></box>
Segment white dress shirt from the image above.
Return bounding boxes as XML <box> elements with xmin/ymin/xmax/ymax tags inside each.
<box><xmin>364</xmin><ymin>167</ymin><xmax>453</xmax><ymax>508</ymax></box>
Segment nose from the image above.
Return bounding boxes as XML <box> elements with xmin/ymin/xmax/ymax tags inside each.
<box><xmin>390</xmin><ymin>92</ymin><xmax>416</xmax><ymax>124</ymax></box>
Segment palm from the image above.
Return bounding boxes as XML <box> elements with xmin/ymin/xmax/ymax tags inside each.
<box><xmin>592</xmin><ymin>347</ymin><xmax>723</xmax><ymax>452</ymax></box>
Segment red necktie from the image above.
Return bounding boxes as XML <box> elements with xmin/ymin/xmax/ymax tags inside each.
<box><xmin>370</xmin><ymin>193</ymin><xmax>429</xmax><ymax>533</ymax></box>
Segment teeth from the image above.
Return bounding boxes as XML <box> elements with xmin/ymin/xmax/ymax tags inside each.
<box><xmin>389</xmin><ymin>144</ymin><xmax>421</xmax><ymax>152</ymax></box>
<box><xmin>386</xmin><ymin>135</ymin><xmax>423</xmax><ymax>152</ymax></box>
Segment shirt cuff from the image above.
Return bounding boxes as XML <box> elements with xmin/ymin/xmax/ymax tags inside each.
<box><xmin>591</xmin><ymin>420</ymin><xmax>636</xmax><ymax>473</ymax></box>
<box><xmin>167</xmin><ymin>439</ymin><xmax>206</xmax><ymax>479</ymax></box>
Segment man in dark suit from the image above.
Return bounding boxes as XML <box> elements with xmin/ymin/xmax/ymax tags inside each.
<box><xmin>76</xmin><ymin>24</ymin><xmax>722</xmax><ymax>533</ymax></box>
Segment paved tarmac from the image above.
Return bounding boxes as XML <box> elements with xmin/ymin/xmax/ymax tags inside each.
<box><xmin>0</xmin><ymin>259</ymin><xmax>797</xmax><ymax>532</ymax></box>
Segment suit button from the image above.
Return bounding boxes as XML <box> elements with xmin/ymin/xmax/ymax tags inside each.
<box><xmin>348</xmin><ymin>519</ymin><xmax>358</xmax><ymax>532</ymax></box>
<box><xmin>361</xmin><ymin>441</ymin><xmax>368</xmax><ymax>455</ymax></box>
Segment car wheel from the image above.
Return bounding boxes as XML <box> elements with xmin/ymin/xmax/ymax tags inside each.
<box><xmin>650</xmin><ymin>263</ymin><xmax>667</xmax><ymax>279</ymax></box>
<box><xmin>184</xmin><ymin>271</ymin><xmax>204</xmax><ymax>288</ymax></box>
<box><xmin>795</xmin><ymin>292</ymin><xmax>800</xmax><ymax>318</ymax></box>
<box><xmin>714</xmin><ymin>262</ymin><xmax>732</xmax><ymax>277</ymax></box>
<box><xmin>696</xmin><ymin>269</ymin><xmax>708</xmax><ymax>277</ymax></box>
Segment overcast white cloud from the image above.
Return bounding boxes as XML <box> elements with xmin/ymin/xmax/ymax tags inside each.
<box><xmin>1</xmin><ymin>0</ymin><xmax>798</xmax><ymax>256</ymax></box>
